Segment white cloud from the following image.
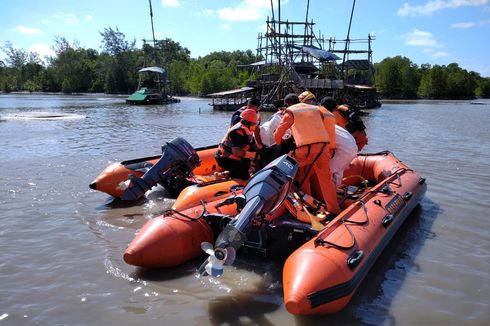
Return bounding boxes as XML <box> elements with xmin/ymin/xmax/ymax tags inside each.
<box><xmin>28</xmin><ymin>43</ymin><xmax>56</xmax><ymax>60</ymax></box>
<box><xmin>397</xmin><ymin>0</ymin><xmax>488</xmax><ymax>16</ymax></box>
<box><xmin>404</xmin><ymin>29</ymin><xmax>442</xmax><ymax>47</ymax></box>
<box><xmin>431</xmin><ymin>51</ymin><xmax>450</xmax><ymax>58</ymax></box>
<box><xmin>53</xmin><ymin>13</ymin><xmax>79</xmax><ymax>24</ymax></box>
<box><xmin>451</xmin><ymin>21</ymin><xmax>477</xmax><ymax>28</ymax></box>
<box><xmin>161</xmin><ymin>0</ymin><xmax>181</xmax><ymax>7</ymax></box>
<box><xmin>16</xmin><ymin>25</ymin><xmax>44</xmax><ymax>35</ymax></box>
<box><xmin>217</xmin><ymin>0</ymin><xmax>270</xmax><ymax>22</ymax></box>
<box><xmin>84</xmin><ymin>15</ymin><xmax>93</xmax><ymax>22</ymax></box>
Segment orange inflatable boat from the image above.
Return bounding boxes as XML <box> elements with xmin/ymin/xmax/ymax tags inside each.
<box><xmin>89</xmin><ymin>138</ymin><xmax>241</xmax><ymax>200</ymax></box>
<box><xmin>123</xmin><ymin>151</ymin><xmax>426</xmax><ymax>315</ymax></box>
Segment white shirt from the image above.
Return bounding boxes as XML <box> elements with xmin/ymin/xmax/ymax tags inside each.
<box><xmin>260</xmin><ymin>111</ymin><xmax>291</xmax><ymax>146</ymax></box>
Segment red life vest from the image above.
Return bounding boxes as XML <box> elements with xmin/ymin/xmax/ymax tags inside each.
<box><xmin>217</xmin><ymin>123</ymin><xmax>253</xmax><ymax>160</ymax></box>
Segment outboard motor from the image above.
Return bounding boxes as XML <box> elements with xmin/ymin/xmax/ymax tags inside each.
<box><xmin>199</xmin><ymin>154</ymin><xmax>298</xmax><ymax>276</ymax></box>
<box><xmin>121</xmin><ymin>137</ymin><xmax>200</xmax><ymax>201</ymax></box>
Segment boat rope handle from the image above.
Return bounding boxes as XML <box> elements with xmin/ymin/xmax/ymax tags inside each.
<box><xmin>315</xmin><ymin>221</ymin><xmax>356</xmax><ymax>250</ymax></box>
<box><xmin>161</xmin><ymin>201</ymin><xmax>207</xmax><ymax>221</ymax></box>
<box><xmin>343</xmin><ymin>200</ymin><xmax>369</xmax><ymax>225</ymax></box>
<box><xmin>315</xmin><ymin>199</ymin><xmax>370</xmax><ymax>250</ymax></box>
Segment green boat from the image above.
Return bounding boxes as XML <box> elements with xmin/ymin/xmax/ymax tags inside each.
<box><xmin>126</xmin><ymin>67</ymin><xmax>180</xmax><ymax>105</ymax></box>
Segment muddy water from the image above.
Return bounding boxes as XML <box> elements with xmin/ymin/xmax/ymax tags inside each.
<box><xmin>0</xmin><ymin>94</ymin><xmax>488</xmax><ymax>325</ymax></box>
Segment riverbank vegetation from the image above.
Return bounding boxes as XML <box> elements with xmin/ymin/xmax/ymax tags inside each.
<box><xmin>1</xmin><ymin>28</ymin><xmax>489</xmax><ymax>99</ymax></box>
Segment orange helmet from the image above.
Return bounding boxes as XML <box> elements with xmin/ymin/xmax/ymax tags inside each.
<box><xmin>240</xmin><ymin>108</ymin><xmax>258</xmax><ymax>124</ymax></box>
<box><xmin>298</xmin><ymin>91</ymin><xmax>316</xmax><ymax>103</ymax></box>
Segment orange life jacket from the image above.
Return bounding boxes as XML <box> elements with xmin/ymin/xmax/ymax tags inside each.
<box><xmin>333</xmin><ymin>110</ymin><xmax>349</xmax><ymax>129</ymax></box>
<box><xmin>317</xmin><ymin>105</ymin><xmax>337</xmax><ymax>150</ymax></box>
<box><xmin>286</xmin><ymin>103</ymin><xmax>329</xmax><ymax>148</ymax></box>
<box><xmin>333</xmin><ymin>105</ymin><xmax>368</xmax><ymax>151</ymax></box>
<box><xmin>217</xmin><ymin>123</ymin><xmax>253</xmax><ymax>160</ymax></box>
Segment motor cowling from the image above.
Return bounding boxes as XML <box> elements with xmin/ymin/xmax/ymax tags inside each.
<box><xmin>214</xmin><ymin>154</ymin><xmax>299</xmax><ymax>250</ymax></box>
<box><xmin>121</xmin><ymin>137</ymin><xmax>200</xmax><ymax>201</ymax></box>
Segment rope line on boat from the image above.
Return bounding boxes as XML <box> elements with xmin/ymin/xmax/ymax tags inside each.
<box><xmin>315</xmin><ymin>222</ymin><xmax>356</xmax><ymax>250</ymax></box>
<box><xmin>315</xmin><ymin>199</ymin><xmax>370</xmax><ymax>250</ymax></box>
<box><xmin>161</xmin><ymin>207</ymin><xmax>204</xmax><ymax>221</ymax></box>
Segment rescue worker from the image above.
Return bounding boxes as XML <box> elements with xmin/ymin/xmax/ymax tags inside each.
<box><xmin>230</xmin><ymin>97</ymin><xmax>263</xmax><ymax>149</ymax></box>
<box><xmin>299</xmin><ymin>91</ymin><xmax>336</xmax><ymax>156</ymax></box>
<box><xmin>215</xmin><ymin>109</ymin><xmax>259</xmax><ymax>180</ymax></box>
<box><xmin>300</xmin><ymin>95</ymin><xmax>358</xmax><ymax>186</ymax></box>
<box><xmin>330</xmin><ymin>125</ymin><xmax>358</xmax><ymax>186</ymax></box>
<box><xmin>320</xmin><ymin>97</ymin><xmax>368</xmax><ymax>151</ymax></box>
<box><xmin>230</xmin><ymin>97</ymin><xmax>261</xmax><ymax>126</ymax></box>
<box><xmin>274</xmin><ymin>94</ymin><xmax>341</xmax><ymax>215</ymax></box>
<box><xmin>298</xmin><ymin>90</ymin><xmax>318</xmax><ymax>105</ymax></box>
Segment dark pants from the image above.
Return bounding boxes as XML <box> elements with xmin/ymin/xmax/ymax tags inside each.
<box><xmin>215</xmin><ymin>156</ymin><xmax>251</xmax><ymax>180</ymax></box>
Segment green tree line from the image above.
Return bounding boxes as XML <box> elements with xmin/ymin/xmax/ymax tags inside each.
<box><xmin>0</xmin><ymin>27</ymin><xmax>260</xmax><ymax>96</ymax></box>
<box><xmin>1</xmin><ymin>28</ymin><xmax>489</xmax><ymax>98</ymax></box>
<box><xmin>374</xmin><ymin>56</ymin><xmax>490</xmax><ymax>98</ymax></box>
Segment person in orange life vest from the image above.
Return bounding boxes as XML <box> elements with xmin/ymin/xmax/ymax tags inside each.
<box><xmin>298</xmin><ymin>91</ymin><xmax>339</xmax><ymax>208</ymax></box>
<box><xmin>215</xmin><ymin>109</ymin><xmax>259</xmax><ymax>180</ymax></box>
<box><xmin>299</xmin><ymin>91</ymin><xmax>337</xmax><ymax>155</ymax></box>
<box><xmin>274</xmin><ymin>93</ymin><xmax>341</xmax><ymax>215</ymax></box>
<box><xmin>320</xmin><ymin>97</ymin><xmax>368</xmax><ymax>151</ymax></box>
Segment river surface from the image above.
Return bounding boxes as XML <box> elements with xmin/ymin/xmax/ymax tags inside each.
<box><xmin>0</xmin><ymin>94</ymin><xmax>488</xmax><ymax>325</ymax></box>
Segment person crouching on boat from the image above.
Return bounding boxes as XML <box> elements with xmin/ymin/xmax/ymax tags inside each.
<box><xmin>320</xmin><ymin>97</ymin><xmax>368</xmax><ymax>151</ymax></box>
<box><xmin>215</xmin><ymin>109</ymin><xmax>259</xmax><ymax>180</ymax></box>
<box><xmin>230</xmin><ymin>97</ymin><xmax>264</xmax><ymax>151</ymax></box>
<box><xmin>256</xmin><ymin>103</ymin><xmax>294</xmax><ymax>168</ymax></box>
<box><xmin>313</xmin><ymin>97</ymin><xmax>358</xmax><ymax>187</ymax></box>
<box><xmin>274</xmin><ymin>93</ymin><xmax>341</xmax><ymax>215</ymax></box>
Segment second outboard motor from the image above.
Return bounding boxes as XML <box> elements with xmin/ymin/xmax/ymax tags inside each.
<box><xmin>121</xmin><ymin>137</ymin><xmax>200</xmax><ymax>201</ymax></box>
<box><xmin>214</xmin><ymin>154</ymin><xmax>299</xmax><ymax>250</ymax></box>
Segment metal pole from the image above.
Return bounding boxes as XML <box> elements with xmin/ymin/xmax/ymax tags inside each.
<box><xmin>149</xmin><ymin>0</ymin><xmax>156</xmax><ymax>47</ymax></box>
<box><xmin>341</xmin><ymin>0</ymin><xmax>356</xmax><ymax>79</ymax></box>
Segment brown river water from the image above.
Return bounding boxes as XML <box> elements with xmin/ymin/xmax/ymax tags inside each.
<box><xmin>0</xmin><ymin>94</ymin><xmax>488</xmax><ymax>325</ymax></box>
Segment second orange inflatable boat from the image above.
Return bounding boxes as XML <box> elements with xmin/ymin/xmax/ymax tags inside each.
<box><xmin>123</xmin><ymin>151</ymin><xmax>426</xmax><ymax>315</ymax></box>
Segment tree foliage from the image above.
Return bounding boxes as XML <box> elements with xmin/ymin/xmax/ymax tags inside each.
<box><xmin>1</xmin><ymin>31</ymin><xmax>488</xmax><ymax>99</ymax></box>
<box><xmin>375</xmin><ymin>57</ymin><xmax>482</xmax><ymax>99</ymax></box>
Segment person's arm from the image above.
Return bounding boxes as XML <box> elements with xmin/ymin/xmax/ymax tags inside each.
<box><xmin>273</xmin><ymin>111</ymin><xmax>294</xmax><ymax>145</ymax></box>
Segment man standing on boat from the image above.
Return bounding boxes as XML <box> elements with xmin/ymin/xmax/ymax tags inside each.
<box><xmin>274</xmin><ymin>94</ymin><xmax>341</xmax><ymax>215</ymax></box>
<box><xmin>299</xmin><ymin>93</ymin><xmax>358</xmax><ymax>188</ymax></box>
<box><xmin>215</xmin><ymin>109</ymin><xmax>259</xmax><ymax>180</ymax></box>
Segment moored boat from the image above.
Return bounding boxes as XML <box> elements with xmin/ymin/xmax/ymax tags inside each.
<box><xmin>126</xmin><ymin>67</ymin><xmax>180</xmax><ymax>105</ymax></box>
<box><xmin>123</xmin><ymin>150</ymin><xmax>426</xmax><ymax>315</ymax></box>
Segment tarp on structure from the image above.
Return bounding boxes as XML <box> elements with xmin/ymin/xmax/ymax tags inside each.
<box><xmin>238</xmin><ymin>59</ymin><xmax>280</xmax><ymax>67</ymax></box>
<box><xmin>292</xmin><ymin>45</ymin><xmax>341</xmax><ymax>62</ymax></box>
<box><xmin>138</xmin><ymin>67</ymin><xmax>166</xmax><ymax>74</ymax></box>
<box><xmin>208</xmin><ymin>86</ymin><xmax>254</xmax><ymax>97</ymax></box>
<box><xmin>344</xmin><ymin>83</ymin><xmax>377</xmax><ymax>90</ymax></box>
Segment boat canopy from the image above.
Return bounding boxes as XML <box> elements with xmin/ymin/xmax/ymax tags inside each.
<box><xmin>292</xmin><ymin>45</ymin><xmax>341</xmax><ymax>62</ymax></box>
<box><xmin>138</xmin><ymin>67</ymin><xmax>166</xmax><ymax>74</ymax></box>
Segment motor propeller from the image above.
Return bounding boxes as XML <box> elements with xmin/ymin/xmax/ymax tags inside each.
<box><xmin>198</xmin><ymin>242</ymin><xmax>236</xmax><ymax>277</ymax></box>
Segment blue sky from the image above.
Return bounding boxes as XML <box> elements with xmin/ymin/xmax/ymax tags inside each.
<box><xmin>2</xmin><ymin>0</ymin><xmax>490</xmax><ymax>76</ymax></box>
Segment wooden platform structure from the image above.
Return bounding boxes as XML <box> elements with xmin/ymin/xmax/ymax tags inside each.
<box><xmin>209</xmin><ymin>0</ymin><xmax>381</xmax><ymax>111</ymax></box>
